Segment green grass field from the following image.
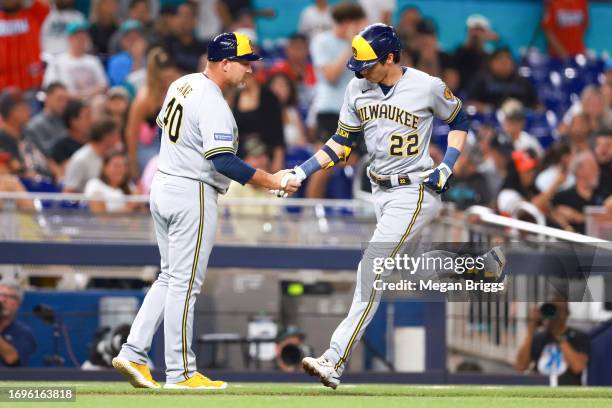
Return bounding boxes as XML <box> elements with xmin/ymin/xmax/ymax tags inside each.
<box><xmin>1</xmin><ymin>382</ymin><xmax>611</xmax><ymax>408</ymax></box>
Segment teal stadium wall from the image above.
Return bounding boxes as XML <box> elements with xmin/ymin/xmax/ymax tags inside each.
<box><xmin>254</xmin><ymin>0</ymin><xmax>611</xmax><ymax>56</ymax></box>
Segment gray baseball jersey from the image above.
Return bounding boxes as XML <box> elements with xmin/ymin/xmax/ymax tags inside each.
<box><xmin>338</xmin><ymin>67</ymin><xmax>462</xmax><ymax>175</ymax></box>
<box><xmin>120</xmin><ymin>72</ymin><xmax>232</xmax><ymax>383</ymax></box>
<box><xmin>156</xmin><ymin>72</ymin><xmax>238</xmax><ymax>194</ymax></box>
<box><xmin>321</xmin><ymin>67</ymin><xmax>464</xmax><ymax>376</ymax></box>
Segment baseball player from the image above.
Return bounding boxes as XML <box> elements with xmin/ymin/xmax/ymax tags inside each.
<box><xmin>291</xmin><ymin>24</ymin><xmax>505</xmax><ymax>389</ymax></box>
<box><xmin>112</xmin><ymin>32</ymin><xmax>301</xmax><ymax>389</ymax></box>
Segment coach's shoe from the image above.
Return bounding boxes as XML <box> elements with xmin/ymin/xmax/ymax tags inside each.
<box><xmin>164</xmin><ymin>372</ymin><xmax>227</xmax><ymax>390</ymax></box>
<box><xmin>302</xmin><ymin>356</ymin><xmax>341</xmax><ymax>390</ymax></box>
<box><xmin>112</xmin><ymin>357</ymin><xmax>161</xmax><ymax>389</ymax></box>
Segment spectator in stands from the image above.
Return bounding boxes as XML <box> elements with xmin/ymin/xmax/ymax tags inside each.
<box><xmin>0</xmin><ymin>0</ymin><xmax>49</xmax><ymax>91</ymax></box>
<box><xmin>442</xmin><ymin>143</ymin><xmax>493</xmax><ymax>209</ymax></box>
<box><xmin>88</xmin><ymin>0</ymin><xmax>119</xmax><ymax>55</ymax></box>
<box><xmin>535</xmin><ymin>142</ymin><xmax>575</xmax><ymax>195</ymax></box>
<box><xmin>604</xmin><ymin>62</ymin><xmax>612</xmax><ymax>114</ymax></box>
<box><xmin>563</xmin><ymin>112</ymin><xmax>591</xmax><ymax>153</ymax></box>
<box><xmin>542</xmin><ymin>0</ymin><xmax>588</xmax><ymax>60</ymax></box>
<box><xmin>267</xmin><ymin>33</ymin><xmax>316</xmax><ymax>109</ymax></box>
<box><xmin>411</xmin><ymin>18</ymin><xmax>459</xmax><ymax>92</ymax></box>
<box><xmin>267</xmin><ymin>73</ymin><xmax>308</xmax><ymax>148</ymax></box>
<box><xmin>395</xmin><ymin>6</ymin><xmax>421</xmax><ymax>62</ymax></box>
<box><xmin>497</xmin><ymin>149</ymin><xmax>566</xmax><ymax>214</ymax></box>
<box><xmin>467</xmin><ymin>47</ymin><xmax>538</xmax><ymax>111</ymax></box>
<box><xmin>107</xmin><ymin>20</ymin><xmax>147</xmax><ymax>88</ymax></box>
<box><xmin>195</xmin><ymin>1</ymin><xmax>221</xmax><ymax>41</ymax></box>
<box><xmin>153</xmin><ymin>4</ymin><xmax>178</xmax><ymax>44</ymax></box>
<box><xmin>63</xmin><ymin>119</ymin><xmax>121</xmax><ymax>193</ymax></box>
<box><xmin>550</xmin><ymin>151</ymin><xmax>606</xmax><ymax>233</ymax></box>
<box><xmin>477</xmin><ymin>124</ymin><xmax>512</xmax><ymax>196</ymax></box>
<box><xmin>217</xmin><ymin>0</ymin><xmax>275</xmax><ymax>31</ymax></box>
<box><xmin>0</xmin><ymin>89</ymin><xmax>53</xmax><ymax>180</ymax></box>
<box><xmin>85</xmin><ymin>151</ymin><xmax>139</xmax><ymax>213</ymax></box>
<box><xmin>231</xmin><ymin>69</ymin><xmax>286</xmax><ymax>172</ymax></box>
<box><xmin>41</xmin><ymin>0</ymin><xmax>85</xmax><ymax>57</ymax></box>
<box><xmin>498</xmin><ymin>99</ymin><xmax>544</xmax><ymax>157</ymax></box>
<box><xmin>562</xmin><ymin>86</ymin><xmax>612</xmax><ymax>135</ymax></box>
<box><xmin>222</xmin><ymin>138</ymin><xmax>280</xmax><ymax>239</ymax></box>
<box><xmin>0</xmin><ymin>283</ymin><xmax>36</xmax><ymax>367</ymax></box>
<box><xmin>159</xmin><ymin>1</ymin><xmax>208</xmax><ymax>74</ymax></box>
<box><xmin>0</xmin><ymin>152</ymin><xmax>34</xmax><ymax>210</ymax></box>
<box><xmin>453</xmin><ymin>14</ymin><xmax>498</xmax><ymax>92</ymax></box>
<box><xmin>0</xmin><ymin>90</ymin><xmax>31</xmax><ymax>174</ymax></box>
<box><xmin>515</xmin><ymin>299</ymin><xmax>590</xmax><ymax>385</ymax></box>
<box><xmin>24</xmin><ymin>82</ymin><xmax>69</xmax><ymax>157</ymax></box>
<box><xmin>359</xmin><ymin>0</ymin><xmax>396</xmax><ymax>25</ymax></box>
<box><xmin>104</xmin><ymin>87</ymin><xmax>130</xmax><ymax>135</ymax></box>
<box><xmin>43</xmin><ymin>21</ymin><xmax>108</xmax><ymax>100</ymax></box>
<box><xmin>126</xmin><ymin>47</ymin><xmax>180</xmax><ymax>178</ymax></box>
<box><xmin>309</xmin><ymin>2</ymin><xmax>366</xmax><ymax>197</ymax></box>
<box><xmin>594</xmin><ymin>130</ymin><xmax>612</xmax><ymax>198</ymax></box>
<box><xmin>51</xmin><ymin>99</ymin><xmax>91</xmax><ymax>169</ymax></box>
<box><xmin>298</xmin><ymin>0</ymin><xmax>333</xmax><ymax>41</ymax></box>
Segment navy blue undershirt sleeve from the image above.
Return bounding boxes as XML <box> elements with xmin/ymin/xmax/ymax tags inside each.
<box><xmin>210</xmin><ymin>153</ymin><xmax>256</xmax><ymax>185</ymax></box>
<box><xmin>448</xmin><ymin>108</ymin><xmax>469</xmax><ymax>132</ymax></box>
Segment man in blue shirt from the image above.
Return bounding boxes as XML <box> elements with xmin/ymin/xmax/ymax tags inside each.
<box><xmin>0</xmin><ymin>284</ymin><xmax>36</xmax><ymax>367</ymax></box>
<box><xmin>107</xmin><ymin>20</ymin><xmax>147</xmax><ymax>88</ymax></box>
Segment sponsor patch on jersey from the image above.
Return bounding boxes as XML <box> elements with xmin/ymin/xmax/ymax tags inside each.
<box><xmin>444</xmin><ymin>87</ymin><xmax>454</xmax><ymax>100</ymax></box>
<box><xmin>214</xmin><ymin>133</ymin><xmax>233</xmax><ymax>141</ymax></box>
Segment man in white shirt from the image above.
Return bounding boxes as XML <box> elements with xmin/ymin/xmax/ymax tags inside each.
<box><xmin>43</xmin><ymin>21</ymin><xmax>108</xmax><ymax>100</ymax></box>
<box><xmin>40</xmin><ymin>0</ymin><xmax>86</xmax><ymax>57</ymax></box>
<box><xmin>298</xmin><ymin>0</ymin><xmax>334</xmax><ymax>41</ymax></box>
<box><xmin>359</xmin><ymin>0</ymin><xmax>396</xmax><ymax>25</ymax></box>
<box><xmin>499</xmin><ymin>101</ymin><xmax>544</xmax><ymax>157</ymax></box>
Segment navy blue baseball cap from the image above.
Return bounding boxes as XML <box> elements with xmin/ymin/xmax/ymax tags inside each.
<box><xmin>347</xmin><ymin>24</ymin><xmax>402</xmax><ymax>73</ymax></box>
<box><xmin>207</xmin><ymin>32</ymin><xmax>262</xmax><ymax>62</ymax></box>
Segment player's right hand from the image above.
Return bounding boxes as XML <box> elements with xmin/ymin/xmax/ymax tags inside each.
<box><xmin>269</xmin><ymin>170</ymin><xmax>301</xmax><ymax>197</ymax></box>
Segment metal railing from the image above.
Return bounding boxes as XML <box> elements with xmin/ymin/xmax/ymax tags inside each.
<box><xmin>1</xmin><ymin>192</ymin><xmax>609</xmax><ymax>370</ymax></box>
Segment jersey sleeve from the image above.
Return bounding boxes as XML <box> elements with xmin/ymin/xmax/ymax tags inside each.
<box><xmin>430</xmin><ymin>77</ymin><xmax>462</xmax><ymax>124</ymax></box>
<box><xmin>200</xmin><ymin>102</ymin><xmax>237</xmax><ymax>159</ymax></box>
<box><xmin>337</xmin><ymin>85</ymin><xmax>362</xmax><ymax>137</ymax></box>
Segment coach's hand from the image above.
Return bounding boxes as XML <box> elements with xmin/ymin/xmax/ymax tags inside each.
<box><xmin>419</xmin><ymin>163</ymin><xmax>453</xmax><ymax>194</ymax></box>
<box><xmin>269</xmin><ymin>170</ymin><xmax>301</xmax><ymax>198</ymax></box>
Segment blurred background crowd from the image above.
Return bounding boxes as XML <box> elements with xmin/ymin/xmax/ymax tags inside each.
<box><xmin>0</xmin><ymin>0</ymin><xmax>610</xmax><ymax>233</ymax></box>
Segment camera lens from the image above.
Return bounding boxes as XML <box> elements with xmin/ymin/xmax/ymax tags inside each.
<box><xmin>540</xmin><ymin>303</ymin><xmax>558</xmax><ymax>320</ymax></box>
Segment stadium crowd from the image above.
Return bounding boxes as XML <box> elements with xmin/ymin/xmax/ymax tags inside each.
<box><xmin>0</xmin><ymin>0</ymin><xmax>610</xmax><ymax>233</ymax></box>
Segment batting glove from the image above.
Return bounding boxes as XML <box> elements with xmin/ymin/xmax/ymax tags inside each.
<box><xmin>419</xmin><ymin>163</ymin><xmax>453</xmax><ymax>194</ymax></box>
<box><xmin>269</xmin><ymin>171</ymin><xmax>298</xmax><ymax>198</ymax></box>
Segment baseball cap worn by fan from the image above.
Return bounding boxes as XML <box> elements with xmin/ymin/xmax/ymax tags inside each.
<box><xmin>118</xmin><ymin>19</ymin><xmax>143</xmax><ymax>37</ymax></box>
<box><xmin>466</xmin><ymin>14</ymin><xmax>491</xmax><ymax>31</ymax></box>
<box><xmin>66</xmin><ymin>20</ymin><xmax>91</xmax><ymax>36</ymax></box>
<box><xmin>207</xmin><ymin>32</ymin><xmax>262</xmax><ymax>62</ymax></box>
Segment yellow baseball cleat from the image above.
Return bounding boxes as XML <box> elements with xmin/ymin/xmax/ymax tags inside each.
<box><xmin>164</xmin><ymin>372</ymin><xmax>228</xmax><ymax>390</ymax></box>
<box><xmin>112</xmin><ymin>357</ymin><xmax>161</xmax><ymax>389</ymax></box>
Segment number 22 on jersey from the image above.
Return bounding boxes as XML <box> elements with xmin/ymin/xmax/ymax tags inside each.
<box><xmin>162</xmin><ymin>97</ymin><xmax>184</xmax><ymax>143</ymax></box>
<box><xmin>389</xmin><ymin>132</ymin><xmax>419</xmax><ymax>157</ymax></box>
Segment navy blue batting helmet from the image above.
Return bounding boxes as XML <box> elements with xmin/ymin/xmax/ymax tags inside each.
<box><xmin>207</xmin><ymin>32</ymin><xmax>262</xmax><ymax>62</ymax></box>
<box><xmin>347</xmin><ymin>24</ymin><xmax>402</xmax><ymax>73</ymax></box>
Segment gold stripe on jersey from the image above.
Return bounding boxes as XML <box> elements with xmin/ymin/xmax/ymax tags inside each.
<box><xmin>357</xmin><ymin>104</ymin><xmax>419</xmax><ymax>130</ymax></box>
<box><xmin>181</xmin><ymin>182</ymin><xmax>204</xmax><ymax>380</ymax></box>
<box><xmin>335</xmin><ymin>184</ymin><xmax>424</xmax><ymax>371</ymax></box>
<box><xmin>444</xmin><ymin>99</ymin><xmax>462</xmax><ymax>124</ymax></box>
<box><xmin>334</xmin><ymin>276</ymin><xmax>378</xmax><ymax>371</ymax></box>
<box><xmin>204</xmin><ymin>147</ymin><xmax>236</xmax><ymax>159</ymax></box>
<box><xmin>390</xmin><ymin>183</ymin><xmax>424</xmax><ymax>258</ymax></box>
<box><xmin>338</xmin><ymin>121</ymin><xmax>361</xmax><ymax>132</ymax></box>
<box><xmin>156</xmin><ymin>117</ymin><xmax>163</xmax><ymax>128</ymax></box>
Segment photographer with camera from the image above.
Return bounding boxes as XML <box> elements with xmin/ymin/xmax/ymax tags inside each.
<box><xmin>515</xmin><ymin>299</ymin><xmax>590</xmax><ymax>385</ymax></box>
<box><xmin>0</xmin><ymin>284</ymin><xmax>36</xmax><ymax>367</ymax></box>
